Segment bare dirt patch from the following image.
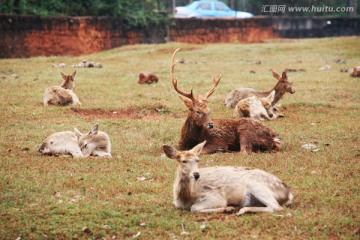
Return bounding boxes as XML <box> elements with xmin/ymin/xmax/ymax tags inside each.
<box><xmin>70</xmin><ymin>105</ymin><xmax>179</xmax><ymax>119</ymax></box>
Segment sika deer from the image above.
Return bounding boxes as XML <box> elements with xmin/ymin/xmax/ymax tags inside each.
<box><xmin>171</xmin><ymin>49</ymin><xmax>281</xmax><ymax>154</ymax></box>
<box><xmin>38</xmin><ymin>131</ymin><xmax>84</xmax><ymax>158</ymax></box>
<box><xmin>233</xmin><ymin>91</ymin><xmax>275</xmax><ymax>120</ymax></box>
<box><xmin>74</xmin><ymin>124</ymin><xmax>112</xmax><ymax>157</ymax></box>
<box><xmin>43</xmin><ymin>70</ymin><xmax>81</xmax><ymax>107</ymax></box>
<box><xmin>163</xmin><ymin>141</ymin><xmax>293</xmax><ymax>215</ymax></box>
<box><xmin>225</xmin><ymin>70</ymin><xmax>295</xmax><ymax>109</ymax></box>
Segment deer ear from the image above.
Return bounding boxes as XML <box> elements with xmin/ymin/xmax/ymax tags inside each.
<box><xmin>74</xmin><ymin>128</ymin><xmax>82</xmax><ymax>139</ymax></box>
<box><xmin>190</xmin><ymin>141</ymin><xmax>206</xmax><ymax>156</ymax></box>
<box><xmin>163</xmin><ymin>145</ymin><xmax>179</xmax><ymax>159</ymax></box>
<box><xmin>272</xmin><ymin>70</ymin><xmax>281</xmax><ymax>80</ymax></box>
<box><xmin>60</xmin><ymin>72</ymin><xmax>66</xmax><ymax>80</ymax></box>
<box><xmin>179</xmin><ymin>95</ymin><xmax>193</xmax><ymax>110</ymax></box>
<box><xmin>281</xmin><ymin>71</ymin><xmax>287</xmax><ymax>80</ymax></box>
<box><xmin>72</xmin><ymin>70</ymin><xmax>77</xmax><ymax>79</ymax></box>
<box><xmin>89</xmin><ymin>124</ymin><xmax>99</xmax><ymax>135</ymax></box>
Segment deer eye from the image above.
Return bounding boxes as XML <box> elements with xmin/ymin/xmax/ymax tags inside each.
<box><xmin>195</xmin><ymin>110</ymin><xmax>201</xmax><ymax>115</ymax></box>
<box><xmin>182</xmin><ymin>160</ymin><xmax>187</xmax><ymax>164</ymax></box>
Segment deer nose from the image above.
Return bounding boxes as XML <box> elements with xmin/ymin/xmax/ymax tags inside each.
<box><xmin>208</xmin><ymin>123</ymin><xmax>214</xmax><ymax>129</ymax></box>
<box><xmin>269</xmin><ymin>113</ymin><xmax>274</xmax><ymax>118</ymax></box>
<box><xmin>193</xmin><ymin>172</ymin><xmax>200</xmax><ymax>180</ymax></box>
<box><xmin>37</xmin><ymin>143</ymin><xmax>46</xmax><ymax>153</ymax></box>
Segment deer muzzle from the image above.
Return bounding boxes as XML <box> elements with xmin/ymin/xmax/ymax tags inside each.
<box><xmin>193</xmin><ymin>172</ymin><xmax>200</xmax><ymax>180</ymax></box>
<box><xmin>37</xmin><ymin>143</ymin><xmax>46</xmax><ymax>155</ymax></box>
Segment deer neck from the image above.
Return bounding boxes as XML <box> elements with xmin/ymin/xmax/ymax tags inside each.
<box><xmin>174</xmin><ymin>167</ymin><xmax>196</xmax><ymax>206</ymax></box>
<box><xmin>260</xmin><ymin>84</ymin><xmax>285</xmax><ymax>106</ymax></box>
<box><xmin>61</xmin><ymin>82</ymin><xmax>74</xmax><ymax>90</ymax></box>
<box><xmin>179</xmin><ymin>113</ymin><xmax>206</xmax><ymax>150</ymax></box>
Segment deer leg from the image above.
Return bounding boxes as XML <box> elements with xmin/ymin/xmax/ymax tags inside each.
<box><xmin>236</xmin><ymin>188</ymin><xmax>283</xmax><ymax>216</ymax></box>
<box><xmin>70</xmin><ymin>151</ymin><xmax>84</xmax><ymax>158</ymax></box>
<box><xmin>92</xmin><ymin>150</ymin><xmax>112</xmax><ymax>158</ymax></box>
<box><xmin>191</xmin><ymin>195</ymin><xmax>228</xmax><ymax>213</ymax></box>
<box><xmin>239</xmin><ymin>137</ymin><xmax>251</xmax><ymax>155</ymax></box>
<box><xmin>236</xmin><ymin>205</ymin><xmax>283</xmax><ymax>216</ymax></box>
<box><xmin>202</xmin><ymin>142</ymin><xmax>227</xmax><ymax>154</ymax></box>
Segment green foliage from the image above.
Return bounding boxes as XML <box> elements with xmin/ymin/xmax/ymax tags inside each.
<box><xmin>0</xmin><ymin>0</ymin><xmax>168</xmax><ymax>29</ymax></box>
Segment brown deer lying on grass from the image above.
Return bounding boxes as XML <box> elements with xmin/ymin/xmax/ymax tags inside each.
<box><xmin>225</xmin><ymin>70</ymin><xmax>295</xmax><ymax>109</ymax></box>
<box><xmin>43</xmin><ymin>70</ymin><xmax>81</xmax><ymax>107</ymax></box>
<box><xmin>350</xmin><ymin>66</ymin><xmax>360</xmax><ymax>77</ymax></box>
<box><xmin>138</xmin><ymin>72</ymin><xmax>159</xmax><ymax>84</ymax></box>
<box><xmin>171</xmin><ymin>49</ymin><xmax>282</xmax><ymax>154</ymax></box>
<box><xmin>163</xmin><ymin>141</ymin><xmax>293</xmax><ymax>215</ymax></box>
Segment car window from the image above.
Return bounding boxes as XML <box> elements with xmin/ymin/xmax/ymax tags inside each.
<box><xmin>197</xmin><ymin>2</ymin><xmax>211</xmax><ymax>10</ymax></box>
<box><xmin>215</xmin><ymin>3</ymin><xmax>229</xmax><ymax>11</ymax></box>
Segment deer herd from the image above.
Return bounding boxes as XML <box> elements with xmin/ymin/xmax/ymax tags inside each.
<box><xmin>38</xmin><ymin>48</ymin><xmax>297</xmax><ymax>216</ymax></box>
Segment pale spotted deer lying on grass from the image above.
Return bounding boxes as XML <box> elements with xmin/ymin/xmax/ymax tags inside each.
<box><xmin>74</xmin><ymin>124</ymin><xmax>112</xmax><ymax>158</ymax></box>
<box><xmin>225</xmin><ymin>70</ymin><xmax>295</xmax><ymax>109</ymax></box>
<box><xmin>163</xmin><ymin>141</ymin><xmax>293</xmax><ymax>215</ymax></box>
<box><xmin>233</xmin><ymin>90</ymin><xmax>275</xmax><ymax>120</ymax></box>
<box><xmin>43</xmin><ymin>70</ymin><xmax>81</xmax><ymax>107</ymax></box>
<box><xmin>38</xmin><ymin>124</ymin><xmax>111</xmax><ymax>158</ymax></box>
<box><xmin>38</xmin><ymin>131</ymin><xmax>84</xmax><ymax>158</ymax></box>
<box><xmin>171</xmin><ymin>48</ymin><xmax>282</xmax><ymax>154</ymax></box>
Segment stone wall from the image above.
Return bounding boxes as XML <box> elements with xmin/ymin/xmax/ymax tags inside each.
<box><xmin>0</xmin><ymin>15</ymin><xmax>359</xmax><ymax>58</ymax></box>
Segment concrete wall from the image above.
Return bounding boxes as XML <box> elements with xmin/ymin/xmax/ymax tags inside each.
<box><xmin>0</xmin><ymin>15</ymin><xmax>359</xmax><ymax>58</ymax></box>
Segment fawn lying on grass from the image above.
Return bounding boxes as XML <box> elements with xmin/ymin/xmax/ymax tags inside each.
<box><xmin>43</xmin><ymin>70</ymin><xmax>81</xmax><ymax>107</ymax></box>
<box><xmin>233</xmin><ymin>91</ymin><xmax>275</xmax><ymax>120</ymax></box>
<box><xmin>171</xmin><ymin>49</ymin><xmax>282</xmax><ymax>154</ymax></box>
<box><xmin>225</xmin><ymin>70</ymin><xmax>295</xmax><ymax>109</ymax></box>
<box><xmin>163</xmin><ymin>141</ymin><xmax>293</xmax><ymax>215</ymax></box>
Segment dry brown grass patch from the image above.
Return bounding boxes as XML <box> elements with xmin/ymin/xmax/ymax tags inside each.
<box><xmin>70</xmin><ymin>104</ymin><xmax>179</xmax><ymax>119</ymax></box>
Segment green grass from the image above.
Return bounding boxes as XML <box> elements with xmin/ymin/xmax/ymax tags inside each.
<box><xmin>0</xmin><ymin>37</ymin><xmax>359</xmax><ymax>239</ymax></box>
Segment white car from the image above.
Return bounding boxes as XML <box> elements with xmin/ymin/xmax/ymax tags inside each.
<box><xmin>174</xmin><ymin>0</ymin><xmax>253</xmax><ymax>19</ymax></box>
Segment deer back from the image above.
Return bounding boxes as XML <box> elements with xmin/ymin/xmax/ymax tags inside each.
<box><xmin>43</xmin><ymin>86</ymin><xmax>81</xmax><ymax>107</ymax></box>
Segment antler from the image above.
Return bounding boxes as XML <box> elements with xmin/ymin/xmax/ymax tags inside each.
<box><xmin>170</xmin><ymin>48</ymin><xmax>196</xmax><ymax>101</ymax></box>
<box><xmin>204</xmin><ymin>76</ymin><xmax>221</xmax><ymax>101</ymax></box>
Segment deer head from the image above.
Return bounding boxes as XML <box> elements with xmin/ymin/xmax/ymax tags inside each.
<box><xmin>171</xmin><ymin>48</ymin><xmax>221</xmax><ymax>129</ymax></box>
<box><xmin>259</xmin><ymin>90</ymin><xmax>275</xmax><ymax>118</ymax></box>
<box><xmin>60</xmin><ymin>70</ymin><xmax>76</xmax><ymax>90</ymax></box>
<box><xmin>272</xmin><ymin>70</ymin><xmax>295</xmax><ymax>94</ymax></box>
<box><xmin>163</xmin><ymin>141</ymin><xmax>206</xmax><ymax>180</ymax></box>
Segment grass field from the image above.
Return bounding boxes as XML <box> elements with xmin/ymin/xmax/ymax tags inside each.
<box><xmin>0</xmin><ymin>37</ymin><xmax>359</xmax><ymax>239</ymax></box>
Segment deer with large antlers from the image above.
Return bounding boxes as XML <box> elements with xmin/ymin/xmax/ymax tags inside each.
<box><xmin>171</xmin><ymin>49</ymin><xmax>282</xmax><ymax>154</ymax></box>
